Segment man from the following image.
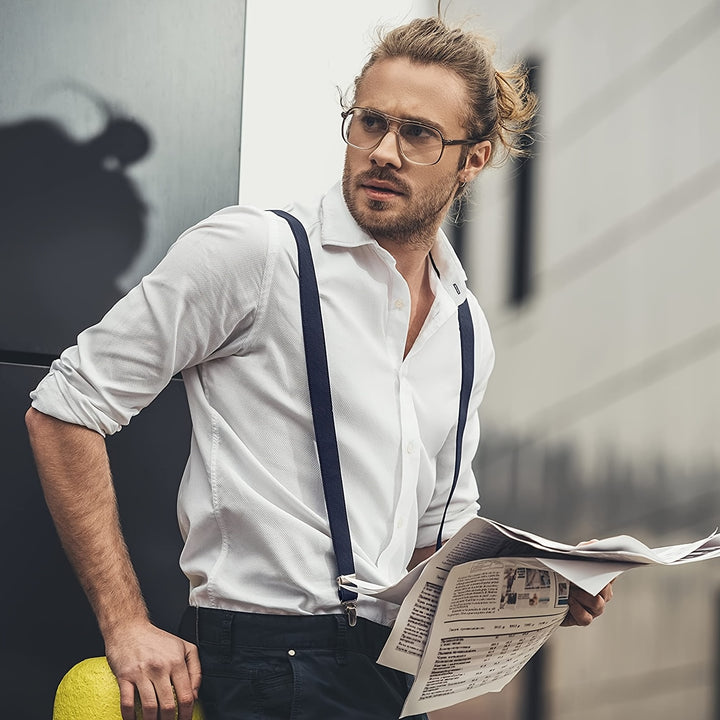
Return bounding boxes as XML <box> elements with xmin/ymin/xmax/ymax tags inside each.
<box><xmin>26</xmin><ymin>16</ymin><xmax>612</xmax><ymax>720</ymax></box>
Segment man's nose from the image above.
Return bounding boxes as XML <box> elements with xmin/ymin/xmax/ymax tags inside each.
<box><xmin>369</xmin><ymin>129</ymin><xmax>403</xmax><ymax>168</ymax></box>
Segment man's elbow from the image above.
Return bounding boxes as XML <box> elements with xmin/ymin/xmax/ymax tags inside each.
<box><xmin>25</xmin><ymin>406</ymin><xmax>85</xmax><ymax>446</ymax></box>
<box><xmin>25</xmin><ymin>406</ymin><xmax>62</xmax><ymax>438</ymax></box>
<box><xmin>25</xmin><ymin>405</ymin><xmax>46</xmax><ymax>438</ymax></box>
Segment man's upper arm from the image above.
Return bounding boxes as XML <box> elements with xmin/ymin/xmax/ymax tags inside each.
<box><xmin>29</xmin><ymin>206</ymin><xmax>273</xmax><ymax>435</ymax></box>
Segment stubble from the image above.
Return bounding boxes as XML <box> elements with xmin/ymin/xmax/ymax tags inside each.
<box><xmin>342</xmin><ymin>165</ymin><xmax>459</xmax><ymax>249</ymax></box>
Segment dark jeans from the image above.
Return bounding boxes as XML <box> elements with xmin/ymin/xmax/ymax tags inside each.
<box><xmin>179</xmin><ymin>606</ymin><xmax>426</xmax><ymax>720</ymax></box>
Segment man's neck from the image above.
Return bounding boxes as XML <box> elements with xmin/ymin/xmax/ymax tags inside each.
<box><xmin>378</xmin><ymin>238</ymin><xmax>432</xmax><ymax>286</ymax></box>
<box><xmin>374</xmin><ymin>221</ymin><xmax>439</xmax><ymax>284</ymax></box>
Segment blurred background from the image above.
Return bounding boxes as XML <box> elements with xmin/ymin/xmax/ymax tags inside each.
<box><xmin>2</xmin><ymin>1</ymin><xmax>718</xmax><ymax>718</ymax></box>
<box><xmin>443</xmin><ymin>2</ymin><xmax>720</xmax><ymax>719</ymax></box>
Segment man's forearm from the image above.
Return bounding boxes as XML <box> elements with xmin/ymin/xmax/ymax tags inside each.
<box><xmin>25</xmin><ymin>408</ymin><xmax>148</xmax><ymax>638</ymax></box>
<box><xmin>26</xmin><ymin>407</ymin><xmax>201</xmax><ymax>720</ymax></box>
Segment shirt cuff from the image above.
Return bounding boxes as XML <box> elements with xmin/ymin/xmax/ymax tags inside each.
<box><xmin>30</xmin><ymin>366</ymin><xmax>123</xmax><ymax>437</ymax></box>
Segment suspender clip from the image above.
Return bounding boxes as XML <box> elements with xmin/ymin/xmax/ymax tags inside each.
<box><xmin>342</xmin><ymin>600</ymin><xmax>358</xmax><ymax>627</ymax></box>
<box><xmin>338</xmin><ymin>575</ymin><xmax>357</xmax><ymax>627</ymax></box>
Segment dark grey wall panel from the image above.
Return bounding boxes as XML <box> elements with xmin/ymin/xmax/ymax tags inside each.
<box><xmin>1</xmin><ymin>364</ymin><xmax>192</xmax><ymax>718</ymax></box>
<box><xmin>0</xmin><ymin>1</ymin><xmax>245</xmax><ymax>715</ymax></box>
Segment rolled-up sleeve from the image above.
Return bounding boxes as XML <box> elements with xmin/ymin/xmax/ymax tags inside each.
<box><xmin>30</xmin><ymin>205</ymin><xmax>273</xmax><ymax>436</ymax></box>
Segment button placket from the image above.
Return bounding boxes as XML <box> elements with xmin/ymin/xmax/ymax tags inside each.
<box><xmin>386</xmin><ymin>280</ymin><xmax>410</xmax><ymax>365</ymax></box>
<box><xmin>392</xmin><ymin>369</ymin><xmax>421</xmax><ymax>541</ymax></box>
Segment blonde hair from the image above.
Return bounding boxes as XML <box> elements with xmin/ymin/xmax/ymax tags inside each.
<box><xmin>352</xmin><ymin>17</ymin><xmax>537</xmax><ymax>166</ymax></box>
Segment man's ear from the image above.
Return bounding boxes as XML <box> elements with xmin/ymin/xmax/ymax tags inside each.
<box><xmin>460</xmin><ymin>140</ymin><xmax>491</xmax><ymax>183</ymax></box>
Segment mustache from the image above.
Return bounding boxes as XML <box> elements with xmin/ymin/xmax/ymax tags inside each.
<box><xmin>356</xmin><ymin>167</ymin><xmax>411</xmax><ymax>195</ymax></box>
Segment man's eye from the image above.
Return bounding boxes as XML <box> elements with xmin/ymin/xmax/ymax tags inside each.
<box><xmin>401</xmin><ymin>123</ymin><xmax>435</xmax><ymax>141</ymax></box>
<box><xmin>360</xmin><ymin>113</ymin><xmax>387</xmax><ymax>133</ymax></box>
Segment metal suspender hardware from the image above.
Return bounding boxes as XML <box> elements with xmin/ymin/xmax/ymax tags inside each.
<box><xmin>269</xmin><ymin>209</ymin><xmax>474</xmax><ymax>624</ymax></box>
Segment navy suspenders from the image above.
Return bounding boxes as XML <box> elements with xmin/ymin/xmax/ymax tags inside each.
<box><xmin>270</xmin><ymin>210</ymin><xmax>474</xmax><ymax>624</ymax></box>
<box><xmin>271</xmin><ymin>209</ymin><xmax>359</xmax><ymax>623</ymax></box>
<box><xmin>437</xmin><ymin>299</ymin><xmax>475</xmax><ymax>551</ymax></box>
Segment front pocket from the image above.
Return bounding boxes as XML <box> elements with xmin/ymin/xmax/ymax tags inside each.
<box><xmin>250</xmin><ymin>655</ymin><xmax>295</xmax><ymax>718</ymax></box>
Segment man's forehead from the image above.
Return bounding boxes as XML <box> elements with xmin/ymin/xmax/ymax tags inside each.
<box><xmin>354</xmin><ymin>57</ymin><xmax>469</xmax><ymax>133</ymax></box>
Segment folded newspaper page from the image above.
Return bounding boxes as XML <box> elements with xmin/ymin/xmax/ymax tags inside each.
<box><xmin>400</xmin><ymin>558</ymin><xmax>568</xmax><ymax>716</ymax></box>
<box><xmin>342</xmin><ymin>516</ymin><xmax>720</xmax><ymax>716</ymax></box>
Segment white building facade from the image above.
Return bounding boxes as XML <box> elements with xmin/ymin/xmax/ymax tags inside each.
<box><xmin>442</xmin><ymin>1</ymin><xmax>720</xmax><ymax>718</ymax></box>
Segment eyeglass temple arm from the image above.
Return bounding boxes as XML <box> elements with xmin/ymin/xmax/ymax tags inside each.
<box><xmin>443</xmin><ymin>138</ymin><xmax>484</xmax><ymax>147</ymax></box>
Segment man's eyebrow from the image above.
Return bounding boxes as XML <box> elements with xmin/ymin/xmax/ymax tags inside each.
<box><xmin>366</xmin><ymin>106</ymin><xmax>444</xmax><ymax>132</ymax></box>
<box><xmin>399</xmin><ymin>113</ymin><xmax>443</xmax><ymax>131</ymax></box>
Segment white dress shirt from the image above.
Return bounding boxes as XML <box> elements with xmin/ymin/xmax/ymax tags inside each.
<box><xmin>30</xmin><ymin>182</ymin><xmax>495</xmax><ymax>626</ymax></box>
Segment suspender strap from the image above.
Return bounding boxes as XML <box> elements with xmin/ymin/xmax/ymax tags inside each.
<box><xmin>270</xmin><ymin>210</ymin><xmax>358</xmax><ymax>622</ymax></box>
<box><xmin>270</xmin><ymin>209</ymin><xmax>475</xmax><ymax>612</ymax></box>
<box><xmin>435</xmin><ymin>298</ymin><xmax>475</xmax><ymax>551</ymax></box>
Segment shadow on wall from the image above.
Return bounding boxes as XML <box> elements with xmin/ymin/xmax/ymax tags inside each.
<box><xmin>0</xmin><ymin>102</ymin><xmax>193</xmax><ymax>718</ymax></box>
<box><xmin>0</xmin><ymin>108</ymin><xmax>151</xmax><ymax>357</ymax></box>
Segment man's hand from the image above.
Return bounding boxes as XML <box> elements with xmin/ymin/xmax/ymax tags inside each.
<box><xmin>561</xmin><ymin>581</ymin><xmax>614</xmax><ymax>627</ymax></box>
<box><xmin>106</xmin><ymin>621</ymin><xmax>201</xmax><ymax>720</ymax></box>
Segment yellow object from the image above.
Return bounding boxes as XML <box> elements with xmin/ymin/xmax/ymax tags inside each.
<box><xmin>53</xmin><ymin>656</ymin><xmax>204</xmax><ymax>720</ymax></box>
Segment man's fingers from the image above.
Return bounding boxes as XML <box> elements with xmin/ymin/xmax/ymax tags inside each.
<box><xmin>567</xmin><ymin>594</ymin><xmax>597</xmax><ymax>626</ymax></box>
<box><xmin>185</xmin><ymin>642</ymin><xmax>202</xmax><ymax>698</ymax></box>
<box><xmin>599</xmin><ymin>580</ymin><xmax>615</xmax><ymax>602</ymax></box>
<box><xmin>578</xmin><ymin>589</ymin><xmax>606</xmax><ymax>617</ymax></box>
<box><xmin>561</xmin><ymin>581</ymin><xmax>616</xmax><ymax>627</ymax></box>
<box><xmin>172</xmin><ymin>682</ymin><xmax>198</xmax><ymax>720</ymax></box>
<box><xmin>153</xmin><ymin>675</ymin><xmax>180</xmax><ymax>720</ymax></box>
<box><xmin>134</xmin><ymin>677</ymin><xmax>161</xmax><ymax>720</ymax></box>
<box><xmin>117</xmin><ymin>657</ymin><xmax>200</xmax><ymax>720</ymax></box>
<box><xmin>172</xmin><ymin>650</ymin><xmax>201</xmax><ymax>720</ymax></box>
<box><xmin>118</xmin><ymin>679</ymin><xmax>138</xmax><ymax>720</ymax></box>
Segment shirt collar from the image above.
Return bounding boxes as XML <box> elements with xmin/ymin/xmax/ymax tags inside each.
<box><xmin>320</xmin><ymin>181</ymin><xmax>376</xmax><ymax>249</ymax></box>
<box><xmin>320</xmin><ymin>182</ymin><xmax>469</xmax><ymax>306</ymax></box>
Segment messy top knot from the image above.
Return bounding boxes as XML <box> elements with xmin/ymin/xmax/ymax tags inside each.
<box><xmin>351</xmin><ymin>16</ymin><xmax>537</xmax><ymax>167</ymax></box>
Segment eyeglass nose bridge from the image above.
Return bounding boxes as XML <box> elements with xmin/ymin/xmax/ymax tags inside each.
<box><xmin>369</xmin><ymin>120</ymin><xmax>406</xmax><ymax>159</ymax></box>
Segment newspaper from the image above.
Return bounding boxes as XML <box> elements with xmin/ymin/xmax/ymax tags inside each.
<box><xmin>342</xmin><ymin>516</ymin><xmax>720</xmax><ymax>717</ymax></box>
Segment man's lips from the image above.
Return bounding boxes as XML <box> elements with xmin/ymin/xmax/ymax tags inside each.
<box><xmin>360</xmin><ymin>180</ymin><xmax>406</xmax><ymax>201</ymax></box>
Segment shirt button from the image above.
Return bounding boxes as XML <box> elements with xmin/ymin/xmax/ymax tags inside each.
<box><xmin>394</xmin><ymin>299</ymin><xmax>405</xmax><ymax>310</ymax></box>
<box><xmin>288</xmin><ymin>649</ymin><xmax>296</xmax><ymax>657</ymax></box>
<box><xmin>406</xmin><ymin>441</ymin><xmax>416</xmax><ymax>454</ymax></box>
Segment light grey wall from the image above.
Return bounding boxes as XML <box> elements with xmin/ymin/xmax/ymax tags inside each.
<box><xmin>1</xmin><ymin>0</ymin><xmax>245</xmax><ymax>295</ymax></box>
<box><xmin>445</xmin><ymin>1</ymin><xmax>720</xmax><ymax>718</ymax></box>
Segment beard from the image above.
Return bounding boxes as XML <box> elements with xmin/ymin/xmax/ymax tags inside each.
<box><xmin>342</xmin><ymin>164</ymin><xmax>459</xmax><ymax>248</ymax></box>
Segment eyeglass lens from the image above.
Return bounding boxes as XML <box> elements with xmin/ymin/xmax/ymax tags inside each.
<box><xmin>342</xmin><ymin>109</ymin><xmax>443</xmax><ymax>165</ymax></box>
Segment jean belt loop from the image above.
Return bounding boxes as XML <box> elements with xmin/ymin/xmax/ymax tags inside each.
<box><xmin>334</xmin><ymin>614</ymin><xmax>348</xmax><ymax>665</ymax></box>
<box><xmin>220</xmin><ymin>610</ymin><xmax>233</xmax><ymax>663</ymax></box>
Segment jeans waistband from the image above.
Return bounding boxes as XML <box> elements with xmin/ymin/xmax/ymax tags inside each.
<box><xmin>181</xmin><ymin>606</ymin><xmax>392</xmax><ymax>658</ymax></box>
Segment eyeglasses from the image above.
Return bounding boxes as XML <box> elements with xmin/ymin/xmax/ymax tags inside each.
<box><xmin>341</xmin><ymin>106</ymin><xmax>481</xmax><ymax>166</ymax></box>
